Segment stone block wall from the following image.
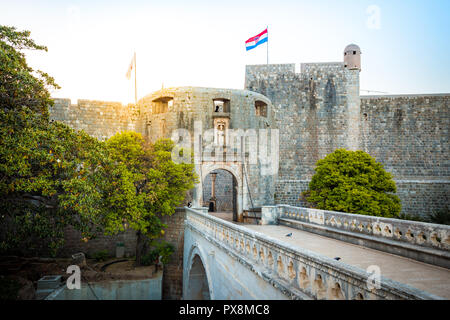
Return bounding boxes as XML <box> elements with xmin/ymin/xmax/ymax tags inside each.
<box><xmin>139</xmin><ymin>87</ymin><xmax>277</xmax><ymax>209</ymax></box>
<box><xmin>245</xmin><ymin>63</ymin><xmax>361</xmax><ymax>211</ymax></box>
<box><xmin>50</xmin><ymin>98</ymin><xmax>140</xmax><ymax>140</ymax></box>
<box><xmin>360</xmin><ymin>94</ymin><xmax>449</xmax><ymax>216</ymax></box>
<box><xmin>245</xmin><ymin>63</ymin><xmax>360</xmax><ymax>181</ymax></box>
<box><xmin>360</xmin><ymin>94</ymin><xmax>449</xmax><ymax>178</ymax></box>
<box><xmin>59</xmin><ymin>226</ymin><xmax>137</xmax><ymax>258</ymax></box>
<box><xmin>246</xmin><ymin>64</ymin><xmax>449</xmax><ymax>217</ymax></box>
<box><xmin>274</xmin><ymin>180</ymin><xmax>309</xmax><ymax>207</ymax></box>
<box><xmin>395</xmin><ymin>181</ymin><xmax>449</xmax><ymax>216</ymax></box>
<box><xmin>161</xmin><ymin>208</ymin><xmax>186</xmax><ymax>300</ymax></box>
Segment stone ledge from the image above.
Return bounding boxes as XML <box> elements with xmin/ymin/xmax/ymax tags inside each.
<box><xmin>279</xmin><ymin>217</ymin><xmax>450</xmax><ymax>269</ymax></box>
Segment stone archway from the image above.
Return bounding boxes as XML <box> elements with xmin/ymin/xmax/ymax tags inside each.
<box><xmin>195</xmin><ymin>163</ymin><xmax>244</xmax><ymax>222</ymax></box>
<box><xmin>202</xmin><ymin>169</ymin><xmax>238</xmax><ymax>221</ymax></box>
<box><xmin>186</xmin><ymin>254</ymin><xmax>211</xmax><ymax>300</ymax></box>
<box><xmin>197</xmin><ymin>162</ymin><xmax>244</xmax><ymax>221</ymax></box>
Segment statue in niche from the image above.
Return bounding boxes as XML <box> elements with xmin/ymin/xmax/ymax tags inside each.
<box><xmin>216</xmin><ymin>122</ymin><xmax>226</xmax><ymax>146</ymax></box>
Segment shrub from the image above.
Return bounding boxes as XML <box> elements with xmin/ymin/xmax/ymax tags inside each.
<box><xmin>140</xmin><ymin>241</ymin><xmax>175</xmax><ymax>266</ymax></box>
<box><xmin>140</xmin><ymin>250</ymin><xmax>159</xmax><ymax>266</ymax></box>
<box><xmin>91</xmin><ymin>250</ymin><xmax>110</xmax><ymax>262</ymax></box>
<box><xmin>303</xmin><ymin>149</ymin><xmax>401</xmax><ymax>218</ymax></box>
<box><xmin>157</xmin><ymin>242</ymin><xmax>175</xmax><ymax>265</ymax></box>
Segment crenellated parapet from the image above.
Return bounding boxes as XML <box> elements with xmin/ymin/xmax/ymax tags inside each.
<box><xmin>50</xmin><ymin>98</ymin><xmax>140</xmax><ymax>140</ymax></box>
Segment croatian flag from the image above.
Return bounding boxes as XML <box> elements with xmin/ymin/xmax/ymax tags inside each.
<box><xmin>245</xmin><ymin>28</ymin><xmax>268</xmax><ymax>51</ymax></box>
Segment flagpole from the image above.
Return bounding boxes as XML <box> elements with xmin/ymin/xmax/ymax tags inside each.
<box><xmin>266</xmin><ymin>26</ymin><xmax>269</xmax><ymax>66</ymax></box>
<box><xmin>134</xmin><ymin>52</ymin><xmax>137</xmax><ymax>105</ymax></box>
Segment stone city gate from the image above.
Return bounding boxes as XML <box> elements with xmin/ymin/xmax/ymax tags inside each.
<box><xmin>192</xmin><ymin>159</ymin><xmax>246</xmax><ymax>222</ymax></box>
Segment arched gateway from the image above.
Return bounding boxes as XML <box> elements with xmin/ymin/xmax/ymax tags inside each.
<box><xmin>193</xmin><ymin>162</ymin><xmax>244</xmax><ymax>222</ymax></box>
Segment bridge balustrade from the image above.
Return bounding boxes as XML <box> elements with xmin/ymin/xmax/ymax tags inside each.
<box><xmin>185</xmin><ymin>207</ymin><xmax>442</xmax><ymax>300</ymax></box>
<box><xmin>266</xmin><ymin>205</ymin><xmax>450</xmax><ymax>268</ymax></box>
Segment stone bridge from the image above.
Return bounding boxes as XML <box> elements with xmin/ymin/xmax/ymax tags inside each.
<box><xmin>181</xmin><ymin>206</ymin><xmax>450</xmax><ymax>300</ymax></box>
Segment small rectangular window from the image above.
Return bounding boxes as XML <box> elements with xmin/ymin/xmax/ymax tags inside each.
<box><xmin>152</xmin><ymin>97</ymin><xmax>173</xmax><ymax>114</ymax></box>
<box><xmin>255</xmin><ymin>100</ymin><xmax>267</xmax><ymax>117</ymax></box>
<box><xmin>213</xmin><ymin>98</ymin><xmax>230</xmax><ymax>113</ymax></box>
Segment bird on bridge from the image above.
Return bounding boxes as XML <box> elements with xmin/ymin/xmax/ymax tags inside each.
<box><xmin>334</xmin><ymin>257</ymin><xmax>341</xmax><ymax>261</ymax></box>
<box><xmin>286</xmin><ymin>233</ymin><xmax>293</xmax><ymax>237</ymax></box>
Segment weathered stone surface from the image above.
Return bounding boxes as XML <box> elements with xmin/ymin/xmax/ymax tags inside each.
<box><xmin>184</xmin><ymin>207</ymin><xmax>445</xmax><ymax>300</ymax></box>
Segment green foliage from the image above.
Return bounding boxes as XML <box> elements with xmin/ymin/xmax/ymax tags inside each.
<box><xmin>140</xmin><ymin>250</ymin><xmax>159</xmax><ymax>266</ymax></box>
<box><xmin>0</xmin><ymin>26</ymin><xmax>196</xmax><ymax>259</ymax></box>
<box><xmin>90</xmin><ymin>250</ymin><xmax>111</xmax><ymax>262</ymax></box>
<box><xmin>140</xmin><ymin>241</ymin><xmax>175</xmax><ymax>266</ymax></box>
<box><xmin>0</xmin><ymin>25</ymin><xmax>60</xmax><ymax>117</ymax></box>
<box><xmin>105</xmin><ymin>132</ymin><xmax>197</xmax><ymax>264</ymax></box>
<box><xmin>155</xmin><ymin>241</ymin><xmax>175</xmax><ymax>265</ymax></box>
<box><xmin>303</xmin><ymin>149</ymin><xmax>401</xmax><ymax>218</ymax></box>
<box><xmin>104</xmin><ymin>132</ymin><xmax>198</xmax><ymax>237</ymax></box>
<box><xmin>0</xmin><ymin>25</ymin><xmax>111</xmax><ymax>255</ymax></box>
<box><xmin>0</xmin><ymin>107</ymin><xmax>116</xmax><ymax>255</ymax></box>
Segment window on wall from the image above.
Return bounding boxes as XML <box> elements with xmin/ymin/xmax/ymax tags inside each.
<box><xmin>255</xmin><ymin>100</ymin><xmax>267</xmax><ymax>117</ymax></box>
<box><xmin>152</xmin><ymin>97</ymin><xmax>173</xmax><ymax>114</ymax></box>
<box><xmin>213</xmin><ymin>98</ymin><xmax>230</xmax><ymax>113</ymax></box>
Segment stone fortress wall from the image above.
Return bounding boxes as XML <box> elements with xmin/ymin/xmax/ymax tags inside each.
<box><xmin>49</xmin><ymin>45</ymin><xmax>449</xmax><ymax>218</ymax></box>
<box><xmin>360</xmin><ymin>94</ymin><xmax>449</xmax><ymax>216</ymax></box>
<box><xmin>137</xmin><ymin>87</ymin><xmax>277</xmax><ymax>210</ymax></box>
<box><xmin>245</xmin><ymin>62</ymin><xmax>361</xmax><ymax>207</ymax></box>
<box><xmin>245</xmin><ymin>61</ymin><xmax>449</xmax><ymax>216</ymax></box>
<box><xmin>50</xmin><ymin>98</ymin><xmax>139</xmax><ymax>140</ymax></box>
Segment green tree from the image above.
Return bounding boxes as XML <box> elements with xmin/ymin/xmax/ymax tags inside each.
<box><xmin>0</xmin><ymin>25</ymin><xmax>112</xmax><ymax>255</ymax></box>
<box><xmin>303</xmin><ymin>149</ymin><xmax>401</xmax><ymax>218</ymax></box>
<box><xmin>105</xmin><ymin>132</ymin><xmax>197</xmax><ymax>265</ymax></box>
<box><xmin>0</xmin><ymin>25</ymin><xmax>197</xmax><ymax>260</ymax></box>
<box><xmin>0</xmin><ymin>107</ymin><xmax>116</xmax><ymax>255</ymax></box>
<box><xmin>0</xmin><ymin>25</ymin><xmax>59</xmax><ymax>117</ymax></box>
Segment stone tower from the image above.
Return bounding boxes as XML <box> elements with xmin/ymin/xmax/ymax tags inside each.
<box><xmin>343</xmin><ymin>44</ymin><xmax>361</xmax><ymax>151</ymax></box>
<box><xmin>344</xmin><ymin>44</ymin><xmax>361</xmax><ymax>71</ymax></box>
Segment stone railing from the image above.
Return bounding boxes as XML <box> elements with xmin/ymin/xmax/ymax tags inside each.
<box><xmin>185</xmin><ymin>208</ymin><xmax>442</xmax><ymax>300</ymax></box>
<box><xmin>264</xmin><ymin>205</ymin><xmax>450</xmax><ymax>268</ymax></box>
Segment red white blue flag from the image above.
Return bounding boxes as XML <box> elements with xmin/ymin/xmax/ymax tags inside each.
<box><xmin>245</xmin><ymin>28</ymin><xmax>268</xmax><ymax>51</ymax></box>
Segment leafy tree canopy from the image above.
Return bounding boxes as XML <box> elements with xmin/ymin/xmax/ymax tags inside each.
<box><xmin>0</xmin><ymin>26</ymin><xmax>197</xmax><ymax>260</ymax></box>
<box><xmin>0</xmin><ymin>107</ymin><xmax>114</xmax><ymax>255</ymax></box>
<box><xmin>303</xmin><ymin>149</ymin><xmax>401</xmax><ymax>218</ymax></box>
<box><xmin>0</xmin><ymin>25</ymin><xmax>59</xmax><ymax>116</ymax></box>
<box><xmin>104</xmin><ymin>132</ymin><xmax>198</xmax><ymax>264</ymax></box>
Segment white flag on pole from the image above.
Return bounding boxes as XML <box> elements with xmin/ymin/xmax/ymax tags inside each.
<box><xmin>125</xmin><ymin>54</ymin><xmax>135</xmax><ymax>80</ymax></box>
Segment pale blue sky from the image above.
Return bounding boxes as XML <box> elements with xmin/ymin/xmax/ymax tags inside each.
<box><xmin>1</xmin><ymin>0</ymin><xmax>449</xmax><ymax>103</ymax></box>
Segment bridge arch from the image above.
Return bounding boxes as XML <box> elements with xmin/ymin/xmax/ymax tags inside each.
<box><xmin>184</xmin><ymin>244</ymin><xmax>214</xmax><ymax>300</ymax></box>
